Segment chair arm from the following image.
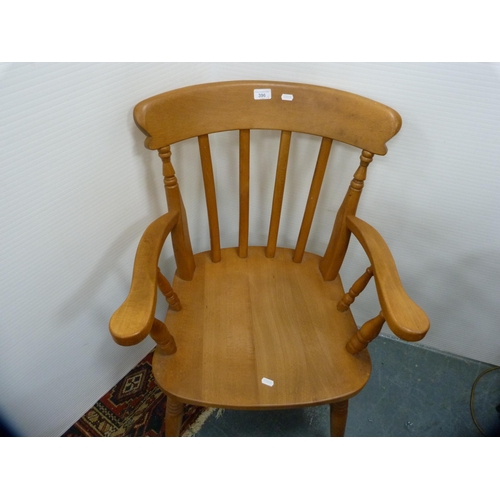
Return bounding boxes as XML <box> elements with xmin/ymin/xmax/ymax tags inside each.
<box><xmin>109</xmin><ymin>211</ymin><xmax>180</xmax><ymax>346</ymax></box>
<box><xmin>346</xmin><ymin>215</ymin><xmax>430</xmax><ymax>341</ymax></box>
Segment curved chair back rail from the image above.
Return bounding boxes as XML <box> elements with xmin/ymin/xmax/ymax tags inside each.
<box><xmin>134</xmin><ymin>80</ymin><xmax>402</xmax><ymax>154</ymax></box>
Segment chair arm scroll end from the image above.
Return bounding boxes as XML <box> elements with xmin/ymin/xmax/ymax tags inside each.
<box><xmin>346</xmin><ymin>215</ymin><xmax>430</xmax><ymax>343</ymax></box>
<box><xmin>108</xmin><ymin>211</ymin><xmax>180</xmax><ymax>346</ymax></box>
<box><xmin>109</xmin><ymin>301</ymin><xmax>155</xmax><ymax>346</ymax></box>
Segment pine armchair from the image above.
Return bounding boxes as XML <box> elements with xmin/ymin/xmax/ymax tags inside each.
<box><xmin>109</xmin><ymin>81</ymin><xmax>430</xmax><ymax>436</ymax></box>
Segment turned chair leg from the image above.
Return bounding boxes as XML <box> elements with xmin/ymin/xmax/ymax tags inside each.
<box><xmin>330</xmin><ymin>400</ymin><xmax>349</xmax><ymax>437</ymax></box>
<box><xmin>165</xmin><ymin>396</ymin><xmax>184</xmax><ymax>437</ymax></box>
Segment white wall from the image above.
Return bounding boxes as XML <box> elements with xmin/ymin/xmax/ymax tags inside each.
<box><xmin>0</xmin><ymin>63</ymin><xmax>212</xmax><ymax>436</ymax></box>
<box><xmin>1</xmin><ymin>62</ymin><xmax>499</xmax><ymax>436</ymax></box>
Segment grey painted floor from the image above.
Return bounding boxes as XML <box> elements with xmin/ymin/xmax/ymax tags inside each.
<box><xmin>194</xmin><ymin>336</ymin><xmax>500</xmax><ymax>437</ymax></box>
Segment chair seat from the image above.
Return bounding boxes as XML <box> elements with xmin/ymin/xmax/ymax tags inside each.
<box><xmin>152</xmin><ymin>247</ymin><xmax>372</xmax><ymax>410</ymax></box>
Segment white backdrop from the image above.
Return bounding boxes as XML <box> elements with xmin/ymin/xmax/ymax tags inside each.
<box><xmin>1</xmin><ymin>62</ymin><xmax>499</xmax><ymax>436</ymax></box>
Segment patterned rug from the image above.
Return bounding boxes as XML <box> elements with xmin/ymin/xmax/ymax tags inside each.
<box><xmin>62</xmin><ymin>351</ymin><xmax>207</xmax><ymax>437</ymax></box>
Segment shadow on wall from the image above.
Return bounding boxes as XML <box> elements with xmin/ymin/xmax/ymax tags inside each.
<box><xmin>0</xmin><ymin>412</ymin><xmax>18</xmax><ymax>437</ymax></box>
<box><xmin>55</xmin><ymin>123</ymin><xmax>172</xmax><ymax>341</ymax></box>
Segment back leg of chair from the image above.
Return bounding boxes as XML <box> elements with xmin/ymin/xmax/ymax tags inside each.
<box><xmin>165</xmin><ymin>396</ymin><xmax>184</xmax><ymax>437</ymax></box>
<box><xmin>330</xmin><ymin>400</ymin><xmax>349</xmax><ymax>437</ymax></box>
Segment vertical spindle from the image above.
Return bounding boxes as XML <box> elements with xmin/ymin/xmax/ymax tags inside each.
<box><xmin>294</xmin><ymin>137</ymin><xmax>332</xmax><ymax>263</ymax></box>
<box><xmin>266</xmin><ymin>130</ymin><xmax>292</xmax><ymax>258</ymax></box>
<box><xmin>320</xmin><ymin>150</ymin><xmax>374</xmax><ymax>281</ymax></box>
<box><xmin>239</xmin><ymin>129</ymin><xmax>250</xmax><ymax>258</ymax></box>
<box><xmin>158</xmin><ymin>146</ymin><xmax>195</xmax><ymax>280</ymax></box>
<box><xmin>198</xmin><ymin>135</ymin><xmax>221</xmax><ymax>263</ymax></box>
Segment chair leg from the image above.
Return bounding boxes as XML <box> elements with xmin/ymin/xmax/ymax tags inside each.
<box><xmin>330</xmin><ymin>400</ymin><xmax>349</xmax><ymax>437</ymax></box>
<box><xmin>165</xmin><ymin>396</ymin><xmax>184</xmax><ymax>437</ymax></box>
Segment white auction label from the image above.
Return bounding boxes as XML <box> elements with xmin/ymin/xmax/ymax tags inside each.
<box><xmin>254</xmin><ymin>89</ymin><xmax>272</xmax><ymax>100</ymax></box>
<box><xmin>261</xmin><ymin>377</ymin><xmax>274</xmax><ymax>387</ymax></box>
<box><xmin>281</xmin><ymin>94</ymin><xmax>294</xmax><ymax>101</ymax></box>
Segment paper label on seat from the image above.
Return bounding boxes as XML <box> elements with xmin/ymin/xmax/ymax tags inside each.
<box><xmin>254</xmin><ymin>89</ymin><xmax>272</xmax><ymax>100</ymax></box>
<box><xmin>281</xmin><ymin>94</ymin><xmax>294</xmax><ymax>101</ymax></box>
<box><xmin>261</xmin><ymin>377</ymin><xmax>274</xmax><ymax>387</ymax></box>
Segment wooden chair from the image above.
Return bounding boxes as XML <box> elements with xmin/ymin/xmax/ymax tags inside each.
<box><xmin>109</xmin><ymin>81</ymin><xmax>430</xmax><ymax>436</ymax></box>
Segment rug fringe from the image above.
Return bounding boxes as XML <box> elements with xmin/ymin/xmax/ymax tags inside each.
<box><xmin>183</xmin><ymin>407</ymin><xmax>225</xmax><ymax>437</ymax></box>
<box><xmin>183</xmin><ymin>408</ymin><xmax>215</xmax><ymax>437</ymax></box>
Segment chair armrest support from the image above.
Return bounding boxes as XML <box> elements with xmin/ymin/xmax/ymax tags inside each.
<box><xmin>109</xmin><ymin>211</ymin><xmax>180</xmax><ymax>346</ymax></box>
<box><xmin>346</xmin><ymin>215</ymin><xmax>430</xmax><ymax>341</ymax></box>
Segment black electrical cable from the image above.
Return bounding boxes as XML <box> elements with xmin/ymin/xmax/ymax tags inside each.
<box><xmin>470</xmin><ymin>366</ymin><xmax>500</xmax><ymax>436</ymax></box>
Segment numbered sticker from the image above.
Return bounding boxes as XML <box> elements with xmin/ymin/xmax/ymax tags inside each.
<box><xmin>254</xmin><ymin>89</ymin><xmax>272</xmax><ymax>100</ymax></box>
<box><xmin>281</xmin><ymin>94</ymin><xmax>294</xmax><ymax>101</ymax></box>
<box><xmin>261</xmin><ymin>377</ymin><xmax>274</xmax><ymax>387</ymax></box>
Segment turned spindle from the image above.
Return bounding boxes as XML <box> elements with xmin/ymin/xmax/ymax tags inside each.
<box><xmin>350</xmin><ymin>150</ymin><xmax>373</xmax><ymax>191</ymax></box>
<box><xmin>337</xmin><ymin>266</ymin><xmax>373</xmax><ymax>312</ymax></box>
<box><xmin>158</xmin><ymin>146</ymin><xmax>179</xmax><ymax>193</ymax></box>
<box><xmin>158</xmin><ymin>146</ymin><xmax>195</xmax><ymax>281</ymax></box>
<box><xmin>346</xmin><ymin>311</ymin><xmax>385</xmax><ymax>355</ymax></box>
<box><xmin>320</xmin><ymin>150</ymin><xmax>374</xmax><ymax>281</ymax></box>
<box><xmin>157</xmin><ymin>267</ymin><xmax>182</xmax><ymax>311</ymax></box>
<box><xmin>149</xmin><ymin>317</ymin><xmax>177</xmax><ymax>355</ymax></box>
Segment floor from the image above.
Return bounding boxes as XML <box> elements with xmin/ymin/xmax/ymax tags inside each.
<box><xmin>193</xmin><ymin>336</ymin><xmax>500</xmax><ymax>437</ymax></box>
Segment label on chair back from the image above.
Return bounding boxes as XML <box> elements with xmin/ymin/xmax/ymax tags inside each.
<box><xmin>254</xmin><ymin>89</ymin><xmax>272</xmax><ymax>100</ymax></box>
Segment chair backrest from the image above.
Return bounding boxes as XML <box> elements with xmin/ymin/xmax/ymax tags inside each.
<box><xmin>133</xmin><ymin>81</ymin><xmax>402</xmax><ymax>281</ymax></box>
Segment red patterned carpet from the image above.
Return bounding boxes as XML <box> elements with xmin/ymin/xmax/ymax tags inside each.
<box><xmin>62</xmin><ymin>351</ymin><xmax>204</xmax><ymax>437</ymax></box>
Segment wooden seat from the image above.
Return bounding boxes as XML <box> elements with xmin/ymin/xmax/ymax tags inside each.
<box><xmin>109</xmin><ymin>81</ymin><xmax>430</xmax><ymax>436</ymax></box>
<box><xmin>155</xmin><ymin>247</ymin><xmax>371</xmax><ymax>410</ymax></box>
